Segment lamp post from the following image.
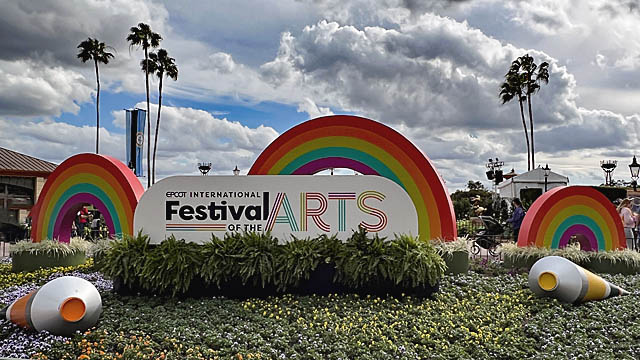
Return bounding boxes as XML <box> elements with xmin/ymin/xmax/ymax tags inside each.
<box><xmin>543</xmin><ymin>164</ymin><xmax>551</xmax><ymax>192</ymax></box>
<box><xmin>198</xmin><ymin>162</ymin><xmax>211</xmax><ymax>176</ymax></box>
<box><xmin>233</xmin><ymin>165</ymin><xmax>240</xmax><ymax>176</ymax></box>
<box><xmin>485</xmin><ymin>157</ymin><xmax>504</xmax><ymax>198</ymax></box>
<box><xmin>600</xmin><ymin>160</ymin><xmax>617</xmax><ymax>186</ymax></box>
<box><xmin>629</xmin><ymin>156</ymin><xmax>640</xmax><ymax>192</ymax></box>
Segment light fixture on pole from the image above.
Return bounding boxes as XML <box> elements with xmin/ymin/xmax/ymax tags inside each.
<box><xmin>600</xmin><ymin>160</ymin><xmax>617</xmax><ymax>186</ymax></box>
<box><xmin>233</xmin><ymin>165</ymin><xmax>240</xmax><ymax>176</ymax></box>
<box><xmin>543</xmin><ymin>163</ymin><xmax>551</xmax><ymax>192</ymax></box>
<box><xmin>198</xmin><ymin>162</ymin><xmax>212</xmax><ymax>176</ymax></box>
<box><xmin>629</xmin><ymin>156</ymin><xmax>640</xmax><ymax>192</ymax></box>
<box><xmin>485</xmin><ymin>157</ymin><xmax>504</xmax><ymax>198</ymax></box>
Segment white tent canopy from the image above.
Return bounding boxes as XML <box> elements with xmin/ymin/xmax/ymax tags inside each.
<box><xmin>498</xmin><ymin>167</ymin><xmax>569</xmax><ymax>199</ymax></box>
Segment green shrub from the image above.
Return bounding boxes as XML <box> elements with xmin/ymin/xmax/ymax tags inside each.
<box><xmin>277</xmin><ymin>237</ymin><xmax>324</xmax><ymax>291</ymax></box>
<box><xmin>431</xmin><ymin>237</ymin><xmax>469</xmax><ymax>255</ymax></box>
<box><xmin>235</xmin><ymin>232</ymin><xmax>280</xmax><ymax>287</ymax></box>
<box><xmin>10</xmin><ymin>238</ymin><xmax>91</xmax><ymax>257</ymax></box>
<box><xmin>140</xmin><ymin>235</ymin><xmax>203</xmax><ymax>296</ymax></box>
<box><xmin>387</xmin><ymin>235</ymin><xmax>445</xmax><ymax>287</ymax></box>
<box><xmin>200</xmin><ymin>233</ymin><xmax>243</xmax><ymax>288</ymax></box>
<box><xmin>589</xmin><ymin>249</ymin><xmax>640</xmax><ymax>268</ymax></box>
<box><xmin>335</xmin><ymin>228</ymin><xmax>390</xmax><ymax>288</ymax></box>
<box><xmin>100</xmin><ymin>231</ymin><xmax>150</xmax><ymax>287</ymax></box>
<box><xmin>99</xmin><ymin>230</ymin><xmax>448</xmax><ymax>296</ymax></box>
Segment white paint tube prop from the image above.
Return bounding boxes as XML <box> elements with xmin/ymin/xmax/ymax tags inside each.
<box><xmin>528</xmin><ymin>256</ymin><xmax>629</xmax><ymax>303</ymax></box>
<box><xmin>1</xmin><ymin>276</ymin><xmax>102</xmax><ymax>336</ymax></box>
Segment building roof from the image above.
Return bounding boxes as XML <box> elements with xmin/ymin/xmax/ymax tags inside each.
<box><xmin>0</xmin><ymin>147</ymin><xmax>57</xmax><ymax>175</ymax></box>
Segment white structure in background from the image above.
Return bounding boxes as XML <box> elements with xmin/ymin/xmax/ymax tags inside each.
<box><xmin>498</xmin><ymin>167</ymin><xmax>569</xmax><ymax>199</ymax></box>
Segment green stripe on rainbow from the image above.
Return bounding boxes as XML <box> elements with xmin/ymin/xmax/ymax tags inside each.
<box><xmin>30</xmin><ymin>153</ymin><xmax>144</xmax><ymax>243</ymax></box>
<box><xmin>518</xmin><ymin>186</ymin><xmax>625</xmax><ymax>251</ymax></box>
<box><xmin>550</xmin><ymin>215</ymin><xmax>605</xmax><ymax>251</ymax></box>
<box><xmin>249</xmin><ymin>115</ymin><xmax>457</xmax><ymax>240</ymax></box>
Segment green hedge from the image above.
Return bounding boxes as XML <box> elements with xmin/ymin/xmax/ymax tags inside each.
<box><xmin>99</xmin><ymin>229</ymin><xmax>446</xmax><ymax>297</ymax></box>
<box><xmin>10</xmin><ymin>238</ymin><xmax>91</xmax><ymax>272</ymax></box>
<box><xmin>501</xmin><ymin>243</ymin><xmax>640</xmax><ymax>274</ymax></box>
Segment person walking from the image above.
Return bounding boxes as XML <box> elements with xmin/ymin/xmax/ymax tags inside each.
<box><xmin>617</xmin><ymin>198</ymin><xmax>635</xmax><ymax>249</ymax></box>
<box><xmin>506</xmin><ymin>198</ymin><xmax>526</xmax><ymax>241</ymax></box>
<box><xmin>77</xmin><ymin>207</ymin><xmax>89</xmax><ymax>239</ymax></box>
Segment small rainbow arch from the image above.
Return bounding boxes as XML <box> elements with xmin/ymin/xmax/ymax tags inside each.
<box><xmin>517</xmin><ymin>186</ymin><xmax>625</xmax><ymax>251</ymax></box>
<box><xmin>249</xmin><ymin>115</ymin><xmax>457</xmax><ymax>240</ymax></box>
<box><xmin>30</xmin><ymin>154</ymin><xmax>144</xmax><ymax>243</ymax></box>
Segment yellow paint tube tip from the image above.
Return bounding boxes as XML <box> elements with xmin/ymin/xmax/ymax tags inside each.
<box><xmin>538</xmin><ymin>271</ymin><xmax>558</xmax><ymax>291</ymax></box>
<box><xmin>60</xmin><ymin>297</ymin><xmax>86</xmax><ymax>323</ymax></box>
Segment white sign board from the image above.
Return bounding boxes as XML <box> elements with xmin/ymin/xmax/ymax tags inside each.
<box><xmin>134</xmin><ymin>175</ymin><xmax>418</xmax><ymax>244</ymax></box>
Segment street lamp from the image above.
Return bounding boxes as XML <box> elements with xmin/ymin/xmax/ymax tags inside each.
<box><xmin>629</xmin><ymin>156</ymin><xmax>640</xmax><ymax>191</ymax></box>
<box><xmin>543</xmin><ymin>164</ymin><xmax>551</xmax><ymax>192</ymax></box>
<box><xmin>198</xmin><ymin>162</ymin><xmax>212</xmax><ymax>176</ymax></box>
<box><xmin>600</xmin><ymin>160</ymin><xmax>617</xmax><ymax>186</ymax></box>
<box><xmin>233</xmin><ymin>165</ymin><xmax>240</xmax><ymax>176</ymax></box>
<box><xmin>485</xmin><ymin>157</ymin><xmax>504</xmax><ymax>198</ymax></box>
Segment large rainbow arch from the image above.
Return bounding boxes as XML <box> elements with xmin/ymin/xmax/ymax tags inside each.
<box><xmin>30</xmin><ymin>154</ymin><xmax>144</xmax><ymax>243</ymax></box>
<box><xmin>249</xmin><ymin>115</ymin><xmax>457</xmax><ymax>240</ymax></box>
<box><xmin>517</xmin><ymin>186</ymin><xmax>625</xmax><ymax>251</ymax></box>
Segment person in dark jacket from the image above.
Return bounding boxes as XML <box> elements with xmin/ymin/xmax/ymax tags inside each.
<box><xmin>506</xmin><ymin>198</ymin><xmax>525</xmax><ymax>241</ymax></box>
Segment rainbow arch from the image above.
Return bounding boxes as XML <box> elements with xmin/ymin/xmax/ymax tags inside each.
<box><xmin>249</xmin><ymin>115</ymin><xmax>457</xmax><ymax>240</ymax></box>
<box><xmin>30</xmin><ymin>154</ymin><xmax>144</xmax><ymax>243</ymax></box>
<box><xmin>517</xmin><ymin>186</ymin><xmax>625</xmax><ymax>251</ymax></box>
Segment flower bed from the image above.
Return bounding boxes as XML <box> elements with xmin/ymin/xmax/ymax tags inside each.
<box><xmin>2</xmin><ymin>260</ymin><xmax>639</xmax><ymax>359</ymax></box>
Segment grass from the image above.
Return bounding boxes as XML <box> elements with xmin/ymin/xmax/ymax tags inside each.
<box><xmin>1</xmin><ymin>258</ymin><xmax>639</xmax><ymax>359</ymax></box>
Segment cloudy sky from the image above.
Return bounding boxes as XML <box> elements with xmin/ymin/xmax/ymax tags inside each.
<box><xmin>1</xmin><ymin>0</ymin><xmax>639</xmax><ymax>191</ymax></box>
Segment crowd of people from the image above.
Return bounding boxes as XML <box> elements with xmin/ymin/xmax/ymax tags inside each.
<box><xmin>617</xmin><ymin>198</ymin><xmax>640</xmax><ymax>250</ymax></box>
<box><xmin>72</xmin><ymin>206</ymin><xmax>107</xmax><ymax>240</ymax></box>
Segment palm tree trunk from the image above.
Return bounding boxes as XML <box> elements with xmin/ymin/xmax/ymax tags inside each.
<box><xmin>94</xmin><ymin>60</ymin><xmax>100</xmax><ymax>154</ymax></box>
<box><xmin>519</xmin><ymin>98</ymin><xmax>531</xmax><ymax>171</ymax></box>
<box><xmin>153</xmin><ymin>75</ymin><xmax>163</xmax><ymax>185</ymax></box>
<box><xmin>145</xmin><ymin>48</ymin><xmax>151</xmax><ymax>188</ymax></box>
<box><xmin>527</xmin><ymin>94</ymin><xmax>534</xmax><ymax>169</ymax></box>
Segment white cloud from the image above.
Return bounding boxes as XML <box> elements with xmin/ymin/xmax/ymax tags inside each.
<box><xmin>0</xmin><ymin>59</ymin><xmax>93</xmax><ymax>117</ymax></box>
<box><xmin>0</xmin><ymin>117</ymin><xmax>124</xmax><ymax>163</ymax></box>
<box><xmin>0</xmin><ymin>102</ymin><xmax>279</xmax><ymax>181</ymax></box>
<box><xmin>297</xmin><ymin>98</ymin><xmax>333</xmax><ymax>119</ymax></box>
<box><xmin>2</xmin><ymin>0</ymin><xmax>640</xmax><ymax>192</ymax></box>
<box><xmin>113</xmin><ymin>102</ymin><xmax>279</xmax><ymax>177</ymax></box>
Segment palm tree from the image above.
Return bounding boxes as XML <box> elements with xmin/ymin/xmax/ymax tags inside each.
<box><xmin>517</xmin><ymin>54</ymin><xmax>550</xmax><ymax>169</ymax></box>
<box><xmin>126</xmin><ymin>23</ymin><xmax>162</xmax><ymax>187</ymax></box>
<box><xmin>77</xmin><ymin>37</ymin><xmax>114</xmax><ymax>154</ymax></box>
<box><xmin>143</xmin><ymin>49</ymin><xmax>178</xmax><ymax>184</ymax></box>
<box><xmin>525</xmin><ymin>59</ymin><xmax>549</xmax><ymax>169</ymax></box>
<box><xmin>500</xmin><ymin>67</ymin><xmax>531</xmax><ymax>171</ymax></box>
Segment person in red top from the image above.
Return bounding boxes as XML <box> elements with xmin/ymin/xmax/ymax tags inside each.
<box><xmin>77</xmin><ymin>206</ymin><xmax>89</xmax><ymax>238</ymax></box>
